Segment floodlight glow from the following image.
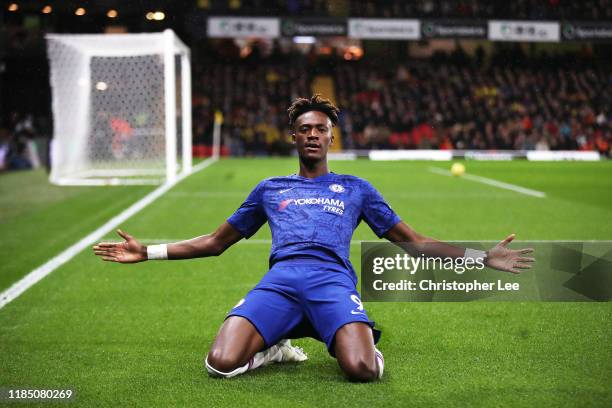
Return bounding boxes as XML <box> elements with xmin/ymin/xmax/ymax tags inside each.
<box><xmin>107</xmin><ymin>9</ymin><xmax>118</xmax><ymax>18</ymax></box>
<box><xmin>75</xmin><ymin>7</ymin><xmax>86</xmax><ymax>16</ymax></box>
<box><xmin>42</xmin><ymin>5</ymin><xmax>52</xmax><ymax>14</ymax></box>
<box><xmin>8</xmin><ymin>3</ymin><xmax>18</xmax><ymax>12</ymax></box>
<box><xmin>95</xmin><ymin>82</ymin><xmax>108</xmax><ymax>91</ymax></box>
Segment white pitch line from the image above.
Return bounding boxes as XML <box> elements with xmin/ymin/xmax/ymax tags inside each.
<box><xmin>167</xmin><ymin>191</ymin><xmax>247</xmax><ymax>197</ymax></box>
<box><xmin>0</xmin><ymin>158</ymin><xmax>217</xmax><ymax>310</ymax></box>
<box><xmin>118</xmin><ymin>238</ymin><xmax>364</xmax><ymax>246</ymax></box>
<box><xmin>168</xmin><ymin>191</ymin><xmax>515</xmax><ymax>198</ymax></box>
<box><xmin>429</xmin><ymin>167</ymin><xmax>546</xmax><ymax>198</ymax></box>
<box><xmin>107</xmin><ymin>239</ymin><xmax>612</xmax><ymax>245</ymax></box>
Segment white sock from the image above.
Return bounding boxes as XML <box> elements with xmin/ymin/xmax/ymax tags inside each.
<box><xmin>206</xmin><ymin>344</ymin><xmax>282</xmax><ymax>378</ymax></box>
<box><xmin>375</xmin><ymin>348</ymin><xmax>384</xmax><ymax>379</ymax></box>
<box><xmin>205</xmin><ymin>357</ymin><xmax>249</xmax><ymax>378</ymax></box>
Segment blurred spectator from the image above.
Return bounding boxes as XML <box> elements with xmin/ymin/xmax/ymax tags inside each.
<box><xmin>0</xmin><ymin>129</ymin><xmax>10</xmax><ymax>171</ymax></box>
<box><xmin>4</xmin><ymin>130</ymin><xmax>33</xmax><ymax>170</ymax></box>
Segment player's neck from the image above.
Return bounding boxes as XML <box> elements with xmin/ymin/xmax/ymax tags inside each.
<box><xmin>298</xmin><ymin>157</ymin><xmax>329</xmax><ymax>179</ymax></box>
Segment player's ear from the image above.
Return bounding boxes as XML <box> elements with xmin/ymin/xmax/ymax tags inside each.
<box><xmin>291</xmin><ymin>132</ymin><xmax>296</xmax><ymax>144</ymax></box>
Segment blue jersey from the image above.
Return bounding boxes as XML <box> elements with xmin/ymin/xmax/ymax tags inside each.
<box><xmin>227</xmin><ymin>172</ymin><xmax>401</xmax><ymax>274</ymax></box>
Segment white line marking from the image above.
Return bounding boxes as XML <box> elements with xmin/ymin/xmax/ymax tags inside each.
<box><xmin>0</xmin><ymin>158</ymin><xmax>217</xmax><ymax>310</ymax></box>
<box><xmin>168</xmin><ymin>191</ymin><xmax>516</xmax><ymax>199</ymax></box>
<box><xmin>167</xmin><ymin>191</ymin><xmax>247</xmax><ymax>197</ymax></box>
<box><xmin>108</xmin><ymin>238</ymin><xmax>612</xmax><ymax>245</ymax></box>
<box><xmin>107</xmin><ymin>238</ymin><xmax>364</xmax><ymax>246</ymax></box>
<box><xmin>429</xmin><ymin>167</ymin><xmax>546</xmax><ymax>198</ymax></box>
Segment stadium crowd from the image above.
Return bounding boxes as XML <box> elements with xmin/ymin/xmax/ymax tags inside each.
<box><xmin>1</xmin><ymin>50</ymin><xmax>609</xmax><ymax>169</ymax></box>
<box><xmin>193</xmin><ymin>54</ymin><xmax>310</xmax><ymax>156</ymax></box>
<box><xmin>334</xmin><ymin>53</ymin><xmax>611</xmax><ymax>152</ymax></box>
<box><xmin>192</xmin><ymin>50</ymin><xmax>611</xmax><ymax>156</ymax></box>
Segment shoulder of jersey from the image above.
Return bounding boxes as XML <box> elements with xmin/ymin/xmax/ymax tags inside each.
<box><xmin>259</xmin><ymin>176</ymin><xmax>299</xmax><ymax>187</ymax></box>
<box><xmin>332</xmin><ymin>173</ymin><xmax>367</xmax><ymax>185</ymax></box>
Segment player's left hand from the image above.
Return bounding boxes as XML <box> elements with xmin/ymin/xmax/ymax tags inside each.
<box><xmin>485</xmin><ymin>234</ymin><xmax>534</xmax><ymax>274</ymax></box>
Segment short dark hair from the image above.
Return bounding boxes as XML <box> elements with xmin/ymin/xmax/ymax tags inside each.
<box><xmin>287</xmin><ymin>94</ymin><xmax>340</xmax><ymax>128</ymax></box>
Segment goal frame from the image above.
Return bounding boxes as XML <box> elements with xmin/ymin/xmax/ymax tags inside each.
<box><xmin>46</xmin><ymin>29</ymin><xmax>192</xmax><ymax>186</ymax></box>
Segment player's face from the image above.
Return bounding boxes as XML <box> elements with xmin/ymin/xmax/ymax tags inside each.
<box><xmin>292</xmin><ymin>111</ymin><xmax>334</xmax><ymax>161</ymax></box>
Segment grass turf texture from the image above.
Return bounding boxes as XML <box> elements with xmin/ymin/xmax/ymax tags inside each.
<box><xmin>0</xmin><ymin>159</ymin><xmax>610</xmax><ymax>407</ymax></box>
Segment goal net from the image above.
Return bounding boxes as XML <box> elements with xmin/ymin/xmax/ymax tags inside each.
<box><xmin>46</xmin><ymin>29</ymin><xmax>192</xmax><ymax>185</ymax></box>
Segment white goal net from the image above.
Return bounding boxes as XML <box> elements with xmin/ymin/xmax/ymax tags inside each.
<box><xmin>46</xmin><ymin>29</ymin><xmax>192</xmax><ymax>185</ymax></box>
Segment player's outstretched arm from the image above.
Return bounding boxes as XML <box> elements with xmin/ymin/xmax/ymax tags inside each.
<box><xmin>383</xmin><ymin>222</ymin><xmax>534</xmax><ymax>274</ymax></box>
<box><xmin>165</xmin><ymin>221</ymin><xmax>243</xmax><ymax>259</ymax></box>
<box><xmin>92</xmin><ymin>222</ymin><xmax>243</xmax><ymax>263</ymax></box>
<box><xmin>384</xmin><ymin>221</ymin><xmax>465</xmax><ymax>258</ymax></box>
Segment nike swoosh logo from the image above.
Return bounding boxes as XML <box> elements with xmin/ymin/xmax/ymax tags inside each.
<box><xmin>351</xmin><ymin>310</ymin><xmax>365</xmax><ymax>315</ymax></box>
<box><xmin>279</xmin><ymin>188</ymin><xmax>294</xmax><ymax>194</ymax></box>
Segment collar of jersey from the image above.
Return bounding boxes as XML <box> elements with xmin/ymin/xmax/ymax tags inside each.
<box><xmin>291</xmin><ymin>172</ymin><xmax>335</xmax><ymax>182</ymax></box>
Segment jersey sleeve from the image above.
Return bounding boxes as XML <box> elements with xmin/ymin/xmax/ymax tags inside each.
<box><xmin>360</xmin><ymin>180</ymin><xmax>401</xmax><ymax>238</ymax></box>
<box><xmin>227</xmin><ymin>181</ymin><xmax>268</xmax><ymax>239</ymax></box>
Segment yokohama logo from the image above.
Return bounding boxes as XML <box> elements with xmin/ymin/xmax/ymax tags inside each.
<box><xmin>279</xmin><ymin>197</ymin><xmax>345</xmax><ymax>211</ymax></box>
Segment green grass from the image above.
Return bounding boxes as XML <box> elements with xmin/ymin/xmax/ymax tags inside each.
<box><xmin>0</xmin><ymin>170</ymin><xmax>153</xmax><ymax>292</ymax></box>
<box><xmin>0</xmin><ymin>159</ymin><xmax>611</xmax><ymax>407</ymax></box>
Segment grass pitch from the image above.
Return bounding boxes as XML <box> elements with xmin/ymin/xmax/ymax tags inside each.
<box><xmin>0</xmin><ymin>159</ymin><xmax>611</xmax><ymax>407</ymax></box>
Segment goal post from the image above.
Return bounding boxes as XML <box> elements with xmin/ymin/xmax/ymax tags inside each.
<box><xmin>46</xmin><ymin>29</ymin><xmax>192</xmax><ymax>185</ymax></box>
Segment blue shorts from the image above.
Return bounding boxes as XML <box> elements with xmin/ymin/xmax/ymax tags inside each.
<box><xmin>227</xmin><ymin>260</ymin><xmax>381</xmax><ymax>356</ymax></box>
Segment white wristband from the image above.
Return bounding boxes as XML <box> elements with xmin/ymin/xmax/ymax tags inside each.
<box><xmin>147</xmin><ymin>244</ymin><xmax>168</xmax><ymax>260</ymax></box>
<box><xmin>464</xmin><ymin>248</ymin><xmax>487</xmax><ymax>261</ymax></box>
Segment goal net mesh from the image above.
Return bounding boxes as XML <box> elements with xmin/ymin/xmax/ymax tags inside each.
<box><xmin>47</xmin><ymin>31</ymin><xmax>190</xmax><ymax>185</ymax></box>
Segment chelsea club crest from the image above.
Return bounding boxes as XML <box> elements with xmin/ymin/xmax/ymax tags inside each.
<box><xmin>329</xmin><ymin>184</ymin><xmax>345</xmax><ymax>193</ymax></box>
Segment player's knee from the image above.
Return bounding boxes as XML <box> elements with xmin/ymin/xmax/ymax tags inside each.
<box><xmin>339</xmin><ymin>356</ymin><xmax>379</xmax><ymax>382</ymax></box>
<box><xmin>206</xmin><ymin>348</ymin><xmax>243</xmax><ymax>374</ymax></box>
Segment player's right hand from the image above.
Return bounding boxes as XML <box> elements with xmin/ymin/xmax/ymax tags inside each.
<box><xmin>92</xmin><ymin>229</ymin><xmax>147</xmax><ymax>263</ymax></box>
